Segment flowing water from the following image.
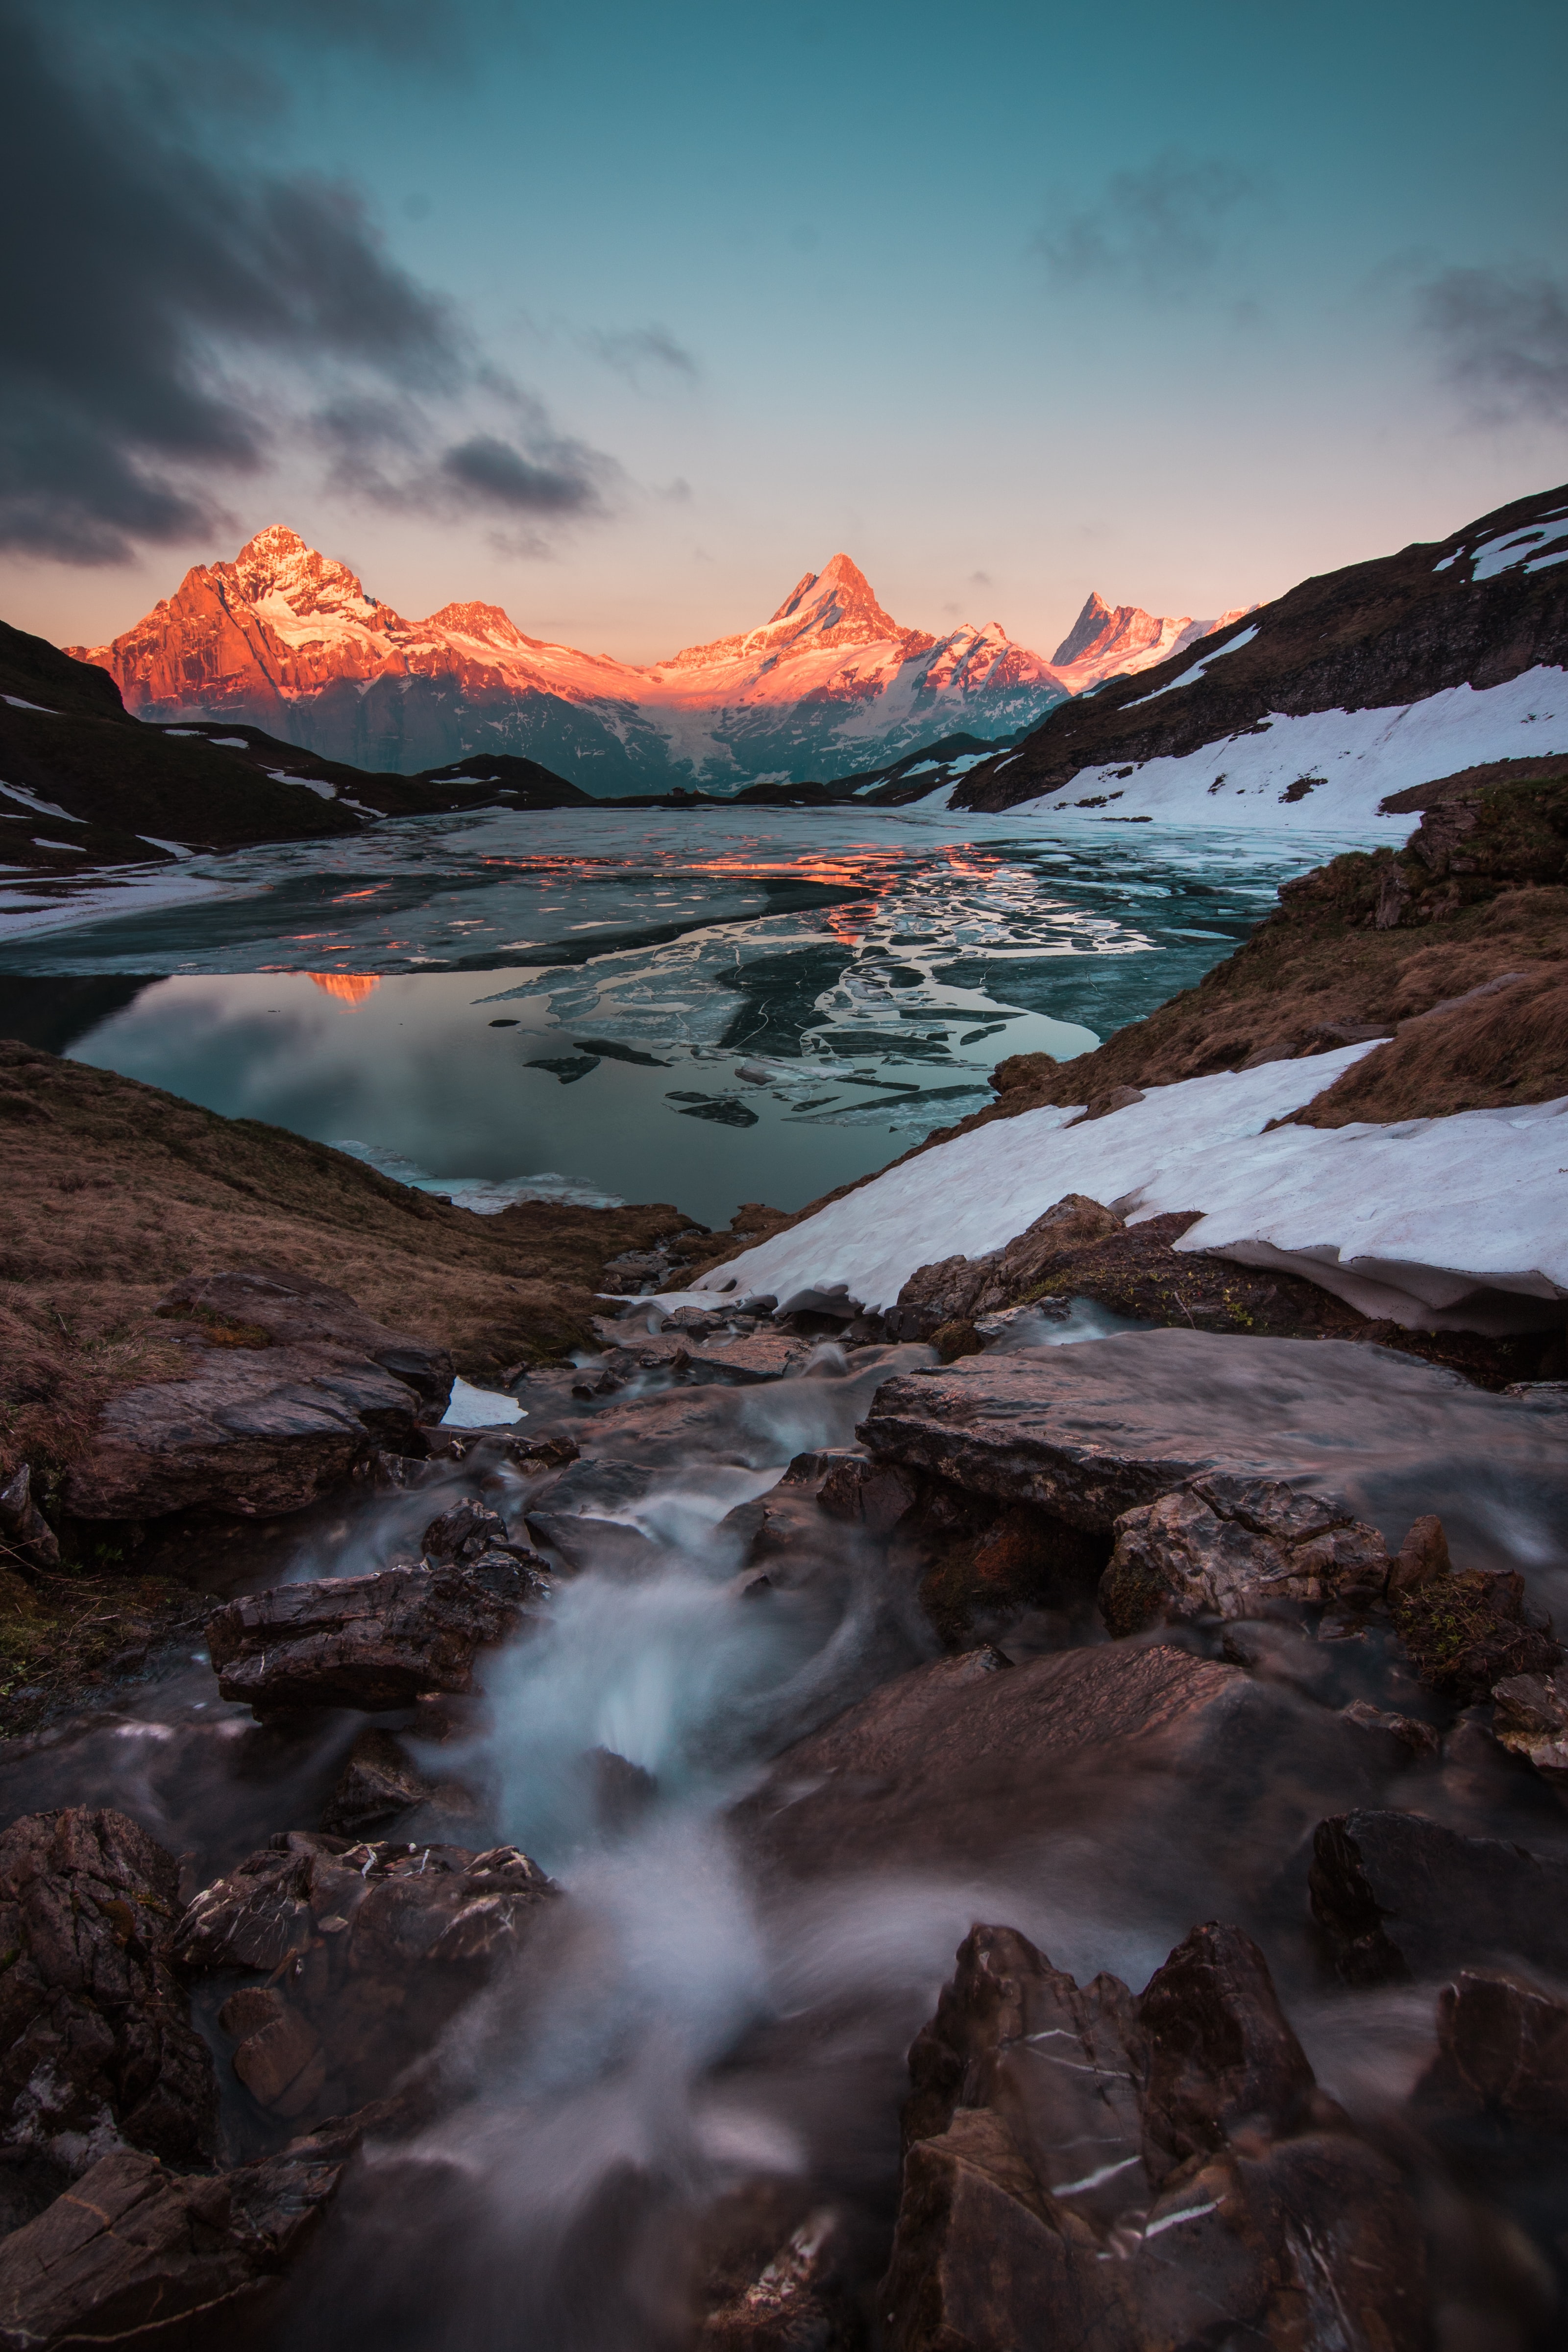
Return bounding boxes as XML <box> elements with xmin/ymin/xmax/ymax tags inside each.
<box><xmin>0</xmin><ymin>806</ymin><xmax>1370</xmax><ymax>1222</ymax></box>
<box><xmin>5</xmin><ymin>805</ymin><xmax>1558</xmax><ymax>2339</ymax></box>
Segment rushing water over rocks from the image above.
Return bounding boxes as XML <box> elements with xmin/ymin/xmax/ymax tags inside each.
<box><xmin>1</xmin><ymin>1311</ymin><xmax>1565</xmax><ymax>2347</ymax></box>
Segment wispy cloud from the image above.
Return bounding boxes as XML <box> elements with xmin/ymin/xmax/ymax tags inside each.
<box><xmin>580</xmin><ymin>325</ymin><xmax>700</xmax><ymax>389</ymax></box>
<box><xmin>1037</xmin><ymin>149</ymin><xmax>1264</xmax><ymax>299</ymax></box>
<box><xmin>1418</xmin><ymin>265</ymin><xmax>1568</xmax><ymax>426</ymax></box>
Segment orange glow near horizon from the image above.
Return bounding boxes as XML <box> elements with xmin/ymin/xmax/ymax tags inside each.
<box><xmin>308</xmin><ymin>972</ymin><xmax>382</xmax><ymax>1006</ymax></box>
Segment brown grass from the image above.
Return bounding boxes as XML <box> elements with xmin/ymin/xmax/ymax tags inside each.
<box><xmin>0</xmin><ymin>1040</ymin><xmax>695</xmax><ymax>1484</ymax></box>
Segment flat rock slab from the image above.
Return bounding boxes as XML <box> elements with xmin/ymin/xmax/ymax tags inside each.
<box><xmin>206</xmin><ymin>1556</ymin><xmax>545</xmax><ymax>1711</ymax></box>
<box><xmin>858</xmin><ymin>1330</ymin><xmax>1568</xmax><ymax>1587</ymax></box>
<box><xmin>738</xmin><ymin>1641</ymin><xmax>1387</xmax><ymax>1915</ymax></box>
<box><xmin>65</xmin><ymin>1268</ymin><xmax>454</xmax><ymax>1521</ymax></box>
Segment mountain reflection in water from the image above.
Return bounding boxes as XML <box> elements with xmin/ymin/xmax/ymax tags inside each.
<box><xmin>0</xmin><ymin>808</ymin><xmax>1372</xmax><ymax>1225</ymax></box>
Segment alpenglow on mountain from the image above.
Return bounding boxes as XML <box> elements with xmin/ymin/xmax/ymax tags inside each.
<box><xmin>72</xmin><ymin>530</ymin><xmax>1240</xmax><ymax>795</ymax></box>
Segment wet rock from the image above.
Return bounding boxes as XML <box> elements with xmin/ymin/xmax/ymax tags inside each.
<box><xmin>420</xmin><ymin>1496</ymin><xmax>511</xmax><ymax>1562</ymax></box>
<box><xmin>1340</xmin><ymin>1698</ymin><xmax>1441</xmax><ymax>1763</ymax></box>
<box><xmin>1413</xmin><ymin>1968</ymin><xmax>1568</xmax><ymax>2135</ymax></box>
<box><xmin>914</xmin><ymin>1498</ymin><xmax>1105</xmax><ymax>1651</ymax></box>
<box><xmin>319</xmin><ymin>1728</ymin><xmax>436</xmax><ymax>1837</ymax></box>
<box><xmin>887</xmin><ymin>1193</ymin><xmax>1124</xmax><ymax>1338</ymax></box>
<box><xmin>739</xmin><ymin>1640</ymin><xmax>1357</xmax><ymax>1890</ymax></box>
<box><xmin>523</xmin><ymin>1455</ymin><xmax>662</xmax><ymax>1571</ymax></box>
<box><xmin>588</xmin><ymin>1749</ymin><xmax>658</xmax><ymax>1835</ymax></box>
<box><xmin>1100</xmin><ymin>1472</ymin><xmax>1389</xmax><ymax>1633</ymax></box>
<box><xmin>205</xmin><ymin>1555</ymin><xmax>546</xmax><ymax>1713</ymax></box>
<box><xmin>1391</xmin><ymin>1568</ymin><xmax>1561</xmax><ymax>1701</ymax></box>
<box><xmin>0</xmin><ymin>1807</ymin><xmax>218</xmax><ymax>2175</ymax></box>
<box><xmin>0</xmin><ymin>1463</ymin><xmax>58</xmax><ymax>1571</ymax></box>
<box><xmin>65</xmin><ymin>1269</ymin><xmax>454</xmax><ymax>1522</ymax></box>
<box><xmin>175</xmin><ymin>1835</ymin><xmax>558</xmax><ymax>2117</ymax></box>
<box><xmin>1387</xmin><ymin>1510</ymin><xmax>1451</xmax><ymax>1596</ymax></box>
<box><xmin>816</xmin><ymin>1456</ymin><xmax>921</xmax><ymax>1536</ymax></box>
<box><xmin>1491</xmin><ymin>1670</ymin><xmax>1568</xmax><ymax>1779</ymax></box>
<box><xmin>0</xmin><ymin>2124</ymin><xmax>353</xmax><ymax>2349</ymax></box>
<box><xmin>506</xmin><ymin>1433</ymin><xmax>579</xmax><ymax>1475</ymax></box>
<box><xmin>927</xmin><ymin>1320</ymin><xmax>982</xmax><ymax>1364</ymax></box>
<box><xmin>700</xmin><ymin>2205</ymin><xmax>856</xmax><ymax>2350</ymax></box>
<box><xmin>880</xmin><ymin>1919</ymin><xmax>1425</xmax><ymax>2352</ymax></box>
<box><xmin>1309</xmin><ymin>1810</ymin><xmax>1568</xmax><ymax>1984</ymax></box>
<box><xmin>855</xmin><ymin>1329</ymin><xmax>1568</xmax><ymax>1571</ymax></box>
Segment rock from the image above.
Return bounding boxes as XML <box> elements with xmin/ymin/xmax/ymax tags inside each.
<box><xmin>1391</xmin><ymin>1568</ymin><xmax>1561</xmax><ymax>1702</ymax></box>
<box><xmin>205</xmin><ymin>1555</ymin><xmax>546</xmax><ymax>1713</ymax></box>
<box><xmin>65</xmin><ymin>1269</ymin><xmax>454</xmax><ymax>1521</ymax></box>
<box><xmin>1387</xmin><ymin>1511</ymin><xmax>1451</xmax><ymax>1595</ymax></box>
<box><xmin>1340</xmin><ymin>1699</ymin><xmax>1442</xmax><ymax>1763</ymax></box>
<box><xmin>856</xmin><ymin>1329</ymin><xmax>1568</xmax><ymax>1576</ymax></box>
<box><xmin>420</xmin><ymin>1496</ymin><xmax>511</xmax><ymax>1561</ymax></box>
<box><xmin>319</xmin><ymin>1728</ymin><xmax>437</xmax><ymax>1835</ymax></box>
<box><xmin>1414</xmin><ymin>1968</ymin><xmax>1568</xmax><ymax>2137</ymax></box>
<box><xmin>1309</xmin><ymin>1810</ymin><xmax>1568</xmax><ymax>1984</ymax></box>
<box><xmin>700</xmin><ymin>2206</ymin><xmax>855</xmax><ymax>2349</ymax></box>
<box><xmin>927</xmin><ymin>1320</ymin><xmax>982</xmax><ymax>1363</ymax></box>
<box><xmin>880</xmin><ymin>1920</ymin><xmax>1425</xmax><ymax>2352</ymax></box>
<box><xmin>1492</xmin><ymin>1670</ymin><xmax>1568</xmax><ymax>1779</ymax></box>
<box><xmin>739</xmin><ymin>1641</ymin><xmax>1366</xmax><ymax>1896</ymax></box>
<box><xmin>0</xmin><ymin>2128</ymin><xmax>352</xmax><ymax>2350</ymax></box>
<box><xmin>175</xmin><ymin>1834</ymin><xmax>558</xmax><ymax>2118</ymax></box>
<box><xmin>1100</xmin><ymin>1472</ymin><xmax>1389</xmax><ymax>1632</ymax></box>
<box><xmin>588</xmin><ymin>1748</ymin><xmax>658</xmax><ymax>1835</ymax></box>
<box><xmin>887</xmin><ymin>1194</ymin><xmax>1124</xmax><ymax>1337</ymax></box>
<box><xmin>816</xmin><ymin>1456</ymin><xmax>921</xmax><ymax>1536</ymax></box>
<box><xmin>0</xmin><ymin>1808</ymin><xmax>218</xmax><ymax>2176</ymax></box>
<box><xmin>1066</xmin><ymin>1082</ymin><xmax>1145</xmax><ymax>1123</ymax></box>
<box><xmin>0</xmin><ymin>1463</ymin><xmax>58</xmax><ymax>1570</ymax></box>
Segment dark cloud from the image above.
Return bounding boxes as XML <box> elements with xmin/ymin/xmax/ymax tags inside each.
<box><xmin>441</xmin><ymin>433</ymin><xmax>610</xmax><ymax>515</ymax></box>
<box><xmin>581</xmin><ymin>325</ymin><xmax>700</xmax><ymax>388</ymax></box>
<box><xmin>1418</xmin><ymin>266</ymin><xmax>1568</xmax><ymax>425</ymax></box>
<box><xmin>0</xmin><ymin>0</ymin><xmax>611</xmax><ymax>564</ymax></box>
<box><xmin>1037</xmin><ymin>150</ymin><xmax>1263</xmax><ymax>297</ymax></box>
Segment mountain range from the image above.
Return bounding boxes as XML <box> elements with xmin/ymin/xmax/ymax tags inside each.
<box><xmin>70</xmin><ymin>530</ymin><xmax>1241</xmax><ymax>794</ymax></box>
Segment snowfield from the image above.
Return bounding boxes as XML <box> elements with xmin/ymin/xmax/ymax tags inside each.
<box><xmin>987</xmin><ymin>663</ymin><xmax>1568</xmax><ymax>831</ymax></box>
<box><xmin>669</xmin><ymin>1047</ymin><xmax>1568</xmax><ymax>1335</ymax></box>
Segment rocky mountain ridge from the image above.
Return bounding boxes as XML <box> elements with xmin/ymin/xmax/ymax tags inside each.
<box><xmin>69</xmin><ymin>532</ymin><xmax>1228</xmax><ymax>792</ymax></box>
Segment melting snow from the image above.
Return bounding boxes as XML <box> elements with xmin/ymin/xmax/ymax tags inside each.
<box><xmin>1120</xmin><ymin>624</ymin><xmax>1260</xmax><ymax>710</ymax></box>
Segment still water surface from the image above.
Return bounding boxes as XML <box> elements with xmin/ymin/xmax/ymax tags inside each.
<box><xmin>0</xmin><ymin>807</ymin><xmax>1375</xmax><ymax>1224</ymax></box>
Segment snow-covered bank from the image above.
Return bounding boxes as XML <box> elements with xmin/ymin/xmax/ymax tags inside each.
<box><xmin>987</xmin><ymin>663</ymin><xmax>1568</xmax><ymax>831</ymax></box>
<box><xmin>669</xmin><ymin>1048</ymin><xmax>1568</xmax><ymax>1335</ymax></box>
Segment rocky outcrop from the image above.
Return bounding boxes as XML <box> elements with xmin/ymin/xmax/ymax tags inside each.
<box><xmin>205</xmin><ymin>1555</ymin><xmax>547</xmax><ymax>1713</ymax></box>
<box><xmin>1100</xmin><ymin>1473</ymin><xmax>1390</xmax><ymax>1633</ymax></box>
<box><xmin>64</xmin><ymin>1269</ymin><xmax>454</xmax><ymax>1522</ymax></box>
<box><xmin>0</xmin><ymin>2120</ymin><xmax>363</xmax><ymax>2350</ymax></box>
<box><xmin>175</xmin><ymin>1833</ymin><xmax>557</xmax><ymax>2120</ymax></box>
<box><xmin>0</xmin><ymin>1810</ymin><xmax>217</xmax><ymax>2184</ymax></box>
<box><xmin>1492</xmin><ymin>1670</ymin><xmax>1568</xmax><ymax>1778</ymax></box>
<box><xmin>1390</xmin><ymin>1567</ymin><xmax>1561</xmax><ymax>1700</ymax></box>
<box><xmin>1309</xmin><ymin>1810</ymin><xmax>1568</xmax><ymax>1984</ymax></box>
<box><xmin>886</xmin><ymin>1194</ymin><xmax>1123</xmax><ymax>1339</ymax></box>
<box><xmin>880</xmin><ymin>1920</ymin><xmax>1425</xmax><ymax>2351</ymax></box>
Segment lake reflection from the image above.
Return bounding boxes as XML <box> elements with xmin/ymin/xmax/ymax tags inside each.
<box><xmin>0</xmin><ymin>808</ymin><xmax>1375</xmax><ymax>1225</ymax></box>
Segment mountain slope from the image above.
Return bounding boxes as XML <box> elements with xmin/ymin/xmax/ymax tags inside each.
<box><xmin>955</xmin><ymin>483</ymin><xmax>1568</xmax><ymax>828</ymax></box>
<box><xmin>70</xmin><ymin>534</ymin><xmax>1215</xmax><ymax>793</ymax></box>
<box><xmin>0</xmin><ymin>621</ymin><xmax>587</xmax><ymax>882</ymax></box>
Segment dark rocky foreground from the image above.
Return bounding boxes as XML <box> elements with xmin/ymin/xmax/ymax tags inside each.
<box><xmin>0</xmin><ymin>1234</ymin><xmax>1563</xmax><ymax>2349</ymax></box>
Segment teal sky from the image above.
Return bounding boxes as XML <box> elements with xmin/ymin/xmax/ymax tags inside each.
<box><xmin>5</xmin><ymin>0</ymin><xmax>1567</xmax><ymax>661</ymax></box>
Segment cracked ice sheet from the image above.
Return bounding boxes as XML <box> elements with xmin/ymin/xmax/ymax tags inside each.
<box><xmin>668</xmin><ymin>1045</ymin><xmax>1568</xmax><ymax>1336</ymax></box>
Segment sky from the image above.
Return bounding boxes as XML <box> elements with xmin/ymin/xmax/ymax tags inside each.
<box><xmin>3</xmin><ymin>0</ymin><xmax>1567</xmax><ymax>665</ymax></box>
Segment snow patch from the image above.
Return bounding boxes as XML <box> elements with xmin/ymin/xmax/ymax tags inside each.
<box><xmin>441</xmin><ymin>1375</ymin><xmax>525</xmax><ymax>1428</ymax></box>
<box><xmin>1121</xmin><ymin>624</ymin><xmax>1260</xmax><ymax>710</ymax></box>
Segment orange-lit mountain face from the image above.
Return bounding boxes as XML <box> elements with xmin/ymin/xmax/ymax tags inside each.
<box><xmin>71</xmin><ymin>530</ymin><xmax>1229</xmax><ymax>795</ymax></box>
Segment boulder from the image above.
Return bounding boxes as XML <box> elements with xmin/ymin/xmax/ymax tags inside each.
<box><xmin>880</xmin><ymin>1920</ymin><xmax>1425</xmax><ymax>2352</ymax></box>
<box><xmin>700</xmin><ymin>2206</ymin><xmax>856</xmax><ymax>2350</ymax></box>
<box><xmin>1100</xmin><ymin>1473</ymin><xmax>1389</xmax><ymax>1633</ymax></box>
<box><xmin>0</xmin><ymin>2123</ymin><xmax>356</xmax><ymax>2350</ymax></box>
<box><xmin>205</xmin><ymin>1554</ymin><xmax>547</xmax><ymax>1712</ymax></box>
<box><xmin>175</xmin><ymin>1833</ymin><xmax>557</xmax><ymax>2119</ymax></box>
<box><xmin>420</xmin><ymin>1496</ymin><xmax>510</xmax><ymax>1562</ymax></box>
<box><xmin>64</xmin><ymin>1269</ymin><xmax>455</xmax><ymax>1521</ymax></box>
<box><xmin>887</xmin><ymin>1193</ymin><xmax>1124</xmax><ymax>1339</ymax></box>
<box><xmin>1412</xmin><ymin>1968</ymin><xmax>1568</xmax><ymax>2135</ymax></box>
<box><xmin>1492</xmin><ymin>1670</ymin><xmax>1568</xmax><ymax>1779</ymax></box>
<box><xmin>0</xmin><ymin>1808</ymin><xmax>218</xmax><ymax>2178</ymax></box>
<box><xmin>1309</xmin><ymin>1810</ymin><xmax>1568</xmax><ymax>1984</ymax></box>
<box><xmin>0</xmin><ymin>1464</ymin><xmax>59</xmax><ymax>1571</ymax></box>
<box><xmin>319</xmin><ymin>1728</ymin><xmax>437</xmax><ymax>1836</ymax></box>
<box><xmin>855</xmin><ymin>1329</ymin><xmax>1568</xmax><ymax>1573</ymax></box>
